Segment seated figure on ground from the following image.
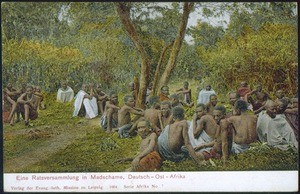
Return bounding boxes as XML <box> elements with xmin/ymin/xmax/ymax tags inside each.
<box><xmin>237</xmin><ymin>81</ymin><xmax>251</xmax><ymax>100</ymax></box>
<box><xmin>3</xmin><ymin>83</ymin><xmax>21</xmax><ymax>124</ymax></box>
<box><xmin>158</xmin><ymin>106</ymin><xmax>202</xmax><ymax>165</ymax></box>
<box><xmin>73</xmin><ymin>84</ymin><xmax>98</xmax><ymax>119</ymax></box>
<box><xmin>57</xmin><ymin>80</ymin><xmax>74</xmax><ymax>103</ymax></box>
<box><xmin>158</xmin><ymin>85</ymin><xmax>170</xmax><ymax>102</ymax></box>
<box><xmin>245</xmin><ymin>83</ymin><xmax>269</xmax><ymax>114</ymax></box>
<box><xmin>132</xmin><ymin>96</ymin><xmax>162</xmax><ymax>136</ymax></box>
<box><xmin>170</xmin><ymin>93</ymin><xmax>193</xmax><ymax>108</ymax></box>
<box><xmin>176</xmin><ymin>81</ymin><xmax>192</xmax><ymax>104</ymax></box>
<box><xmin>118</xmin><ymin>95</ymin><xmax>144</xmax><ymax>138</ymax></box>
<box><xmin>9</xmin><ymin>85</ymin><xmax>40</xmax><ymax>126</ymax></box>
<box><xmin>115</xmin><ymin>120</ymin><xmax>162</xmax><ymax>172</ymax></box>
<box><xmin>34</xmin><ymin>86</ymin><xmax>46</xmax><ymax>110</ymax></box>
<box><xmin>94</xmin><ymin>84</ymin><xmax>109</xmax><ymax>115</ymax></box>
<box><xmin>257</xmin><ymin>100</ymin><xmax>298</xmax><ymax>151</ymax></box>
<box><xmin>221</xmin><ymin>100</ymin><xmax>257</xmax><ymax>165</ymax></box>
<box><xmin>284</xmin><ymin>98</ymin><xmax>298</xmax><ymax>141</ymax></box>
<box><xmin>206</xmin><ymin>94</ymin><xmax>218</xmax><ymax>115</ymax></box>
<box><xmin>159</xmin><ymin>101</ymin><xmax>173</xmax><ymax>131</ymax></box>
<box><xmin>197</xmin><ymin>83</ymin><xmax>216</xmax><ymax>105</ymax></box>
<box><xmin>100</xmin><ymin>91</ymin><xmax>120</xmax><ymax>133</ymax></box>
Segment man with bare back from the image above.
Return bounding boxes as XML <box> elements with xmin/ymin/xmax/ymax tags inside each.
<box><xmin>100</xmin><ymin>91</ymin><xmax>120</xmax><ymax>133</ymax></box>
<box><xmin>9</xmin><ymin>85</ymin><xmax>40</xmax><ymax>126</ymax></box>
<box><xmin>118</xmin><ymin>95</ymin><xmax>144</xmax><ymax>138</ymax></box>
<box><xmin>115</xmin><ymin>120</ymin><xmax>162</xmax><ymax>172</ymax></box>
<box><xmin>4</xmin><ymin>83</ymin><xmax>21</xmax><ymax>124</ymax></box>
<box><xmin>221</xmin><ymin>100</ymin><xmax>257</xmax><ymax>164</ymax></box>
<box><xmin>158</xmin><ymin>106</ymin><xmax>202</xmax><ymax>165</ymax></box>
<box><xmin>159</xmin><ymin>101</ymin><xmax>173</xmax><ymax>131</ymax></box>
<box><xmin>129</xmin><ymin>96</ymin><xmax>161</xmax><ymax>136</ymax></box>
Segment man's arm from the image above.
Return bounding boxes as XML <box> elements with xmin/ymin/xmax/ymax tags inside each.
<box><xmin>17</xmin><ymin>93</ymin><xmax>28</xmax><ymax>104</ymax></box>
<box><xmin>220</xmin><ymin>119</ymin><xmax>230</xmax><ymax>165</ymax></box>
<box><xmin>193</xmin><ymin>117</ymin><xmax>205</xmax><ymax>139</ymax></box>
<box><xmin>106</xmin><ymin>101</ymin><xmax>120</xmax><ymax>110</ymax></box>
<box><xmin>182</xmin><ymin>123</ymin><xmax>201</xmax><ymax>165</ymax></box>
<box><xmin>129</xmin><ymin>107</ymin><xmax>144</xmax><ymax>116</ymax></box>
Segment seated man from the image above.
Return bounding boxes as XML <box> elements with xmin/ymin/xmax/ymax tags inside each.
<box><xmin>158</xmin><ymin>85</ymin><xmax>170</xmax><ymax>102</ymax></box>
<box><xmin>73</xmin><ymin>84</ymin><xmax>98</xmax><ymax>119</ymax></box>
<box><xmin>100</xmin><ymin>92</ymin><xmax>120</xmax><ymax>133</ymax></box>
<box><xmin>158</xmin><ymin>106</ymin><xmax>202</xmax><ymax>165</ymax></box>
<box><xmin>284</xmin><ymin>98</ymin><xmax>298</xmax><ymax>141</ymax></box>
<box><xmin>57</xmin><ymin>81</ymin><xmax>74</xmax><ymax>103</ymax></box>
<box><xmin>221</xmin><ymin>100</ymin><xmax>257</xmax><ymax>164</ymax></box>
<box><xmin>118</xmin><ymin>95</ymin><xmax>144</xmax><ymax>138</ymax></box>
<box><xmin>94</xmin><ymin>84</ymin><xmax>109</xmax><ymax>115</ymax></box>
<box><xmin>10</xmin><ymin>85</ymin><xmax>40</xmax><ymax>126</ymax></box>
<box><xmin>170</xmin><ymin>93</ymin><xmax>193</xmax><ymax>108</ymax></box>
<box><xmin>34</xmin><ymin>86</ymin><xmax>46</xmax><ymax>110</ymax></box>
<box><xmin>197</xmin><ymin>83</ymin><xmax>216</xmax><ymax>105</ymax></box>
<box><xmin>115</xmin><ymin>120</ymin><xmax>162</xmax><ymax>172</ymax></box>
<box><xmin>138</xmin><ymin>95</ymin><xmax>162</xmax><ymax>136</ymax></box>
<box><xmin>237</xmin><ymin>81</ymin><xmax>251</xmax><ymax>100</ymax></box>
<box><xmin>159</xmin><ymin>101</ymin><xmax>173</xmax><ymax>131</ymax></box>
<box><xmin>176</xmin><ymin>81</ymin><xmax>192</xmax><ymax>104</ymax></box>
<box><xmin>3</xmin><ymin>83</ymin><xmax>21</xmax><ymax>124</ymax></box>
<box><xmin>245</xmin><ymin>83</ymin><xmax>269</xmax><ymax>114</ymax></box>
<box><xmin>206</xmin><ymin>94</ymin><xmax>218</xmax><ymax>115</ymax></box>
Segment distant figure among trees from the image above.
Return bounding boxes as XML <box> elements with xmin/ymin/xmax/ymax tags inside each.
<box><xmin>237</xmin><ymin>81</ymin><xmax>251</xmax><ymax>100</ymax></box>
<box><xmin>57</xmin><ymin>81</ymin><xmax>74</xmax><ymax>103</ymax></box>
<box><xmin>197</xmin><ymin>83</ymin><xmax>216</xmax><ymax>105</ymax></box>
<box><xmin>176</xmin><ymin>81</ymin><xmax>192</xmax><ymax>104</ymax></box>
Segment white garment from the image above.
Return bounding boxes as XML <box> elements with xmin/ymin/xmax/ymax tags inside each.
<box><xmin>256</xmin><ymin>111</ymin><xmax>298</xmax><ymax>151</ymax></box>
<box><xmin>73</xmin><ymin>90</ymin><xmax>98</xmax><ymax>119</ymax></box>
<box><xmin>197</xmin><ymin>89</ymin><xmax>216</xmax><ymax>105</ymax></box>
<box><xmin>57</xmin><ymin>86</ymin><xmax>74</xmax><ymax>103</ymax></box>
<box><xmin>187</xmin><ymin>120</ymin><xmax>214</xmax><ymax>153</ymax></box>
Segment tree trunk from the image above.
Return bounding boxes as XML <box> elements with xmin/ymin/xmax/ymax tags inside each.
<box><xmin>116</xmin><ymin>2</ymin><xmax>151</xmax><ymax>108</ymax></box>
<box><xmin>159</xmin><ymin>2</ymin><xmax>194</xmax><ymax>88</ymax></box>
<box><xmin>152</xmin><ymin>40</ymin><xmax>174</xmax><ymax>96</ymax></box>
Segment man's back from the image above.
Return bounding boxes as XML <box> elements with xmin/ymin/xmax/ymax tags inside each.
<box><xmin>144</xmin><ymin>108</ymin><xmax>160</xmax><ymax>128</ymax></box>
<box><xmin>118</xmin><ymin>105</ymin><xmax>131</xmax><ymax>126</ymax></box>
<box><xmin>230</xmin><ymin>114</ymin><xmax>257</xmax><ymax>144</ymax></box>
<box><xmin>168</xmin><ymin>120</ymin><xmax>188</xmax><ymax>153</ymax></box>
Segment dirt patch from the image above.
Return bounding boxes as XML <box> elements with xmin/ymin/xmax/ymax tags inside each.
<box><xmin>3</xmin><ymin>117</ymin><xmax>99</xmax><ymax>173</ymax></box>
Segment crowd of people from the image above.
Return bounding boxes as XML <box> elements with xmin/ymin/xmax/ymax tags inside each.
<box><xmin>3</xmin><ymin>80</ymin><xmax>298</xmax><ymax>172</ymax></box>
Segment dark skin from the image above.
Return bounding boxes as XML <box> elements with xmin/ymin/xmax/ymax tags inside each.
<box><xmin>245</xmin><ymin>84</ymin><xmax>269</xmax><ymax>114</ymax></box>
<box><xmin>104</xmin><ymin>94</ymin><xmax>120</xmax><ymax>133</ymax></box>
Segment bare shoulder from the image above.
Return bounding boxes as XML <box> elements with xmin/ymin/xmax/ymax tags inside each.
<box><xmin>150</xmin><ymin>132</ymin><xmax>158</xmax><ymax>139</ymax></box>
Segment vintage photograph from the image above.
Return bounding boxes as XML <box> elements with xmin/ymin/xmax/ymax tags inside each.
<box><xmin>2</xmin><ymin>2</ymin><xmax>298</xmax><ymax>192</ymax></box>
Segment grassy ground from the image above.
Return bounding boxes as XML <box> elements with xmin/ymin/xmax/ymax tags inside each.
<box><xmin>2</xmin><ymin>81</ymin><xmax>298</xmax><ymax>173</ymax></box>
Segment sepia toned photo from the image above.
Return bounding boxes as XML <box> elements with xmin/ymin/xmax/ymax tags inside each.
<box><xmin>2</xmin><ymin>2</ymin><xmax>298</xmax><ymax>192</ymax></box>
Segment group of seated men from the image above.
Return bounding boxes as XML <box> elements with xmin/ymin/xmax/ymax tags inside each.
<box><xmin>71</xmin><ymin>80</ymin><xmax>298</xmax><ymax>172</ymax></box>
<box><xmin>3</xmin><ymin>83</ymin><xmax>45</xmax><ymax>126</ymax></box>
<box><xmin>3</xmin><ymin>80</ymin><xmax>298</xmax><ymax>172</ymax></box>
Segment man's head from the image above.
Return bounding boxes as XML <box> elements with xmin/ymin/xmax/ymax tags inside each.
<box><xmin>233</xmin><ymin>100</ymin><xmax>248</xmax><ymax>115</ymax></box>
<box><xmin>160</xmin><ymin>101</ymin><xmax>171</xmax><ymax>117</ymax></box>
<box><xmin>109</xmin><ymin>91</ymin><xmax>118</xmax><ymax>104</ymax></box>
<box><xmin>35</xmin><ymin>86</ymin><xmax>41</xmax><ymax>92</ymax></box>
<box><xmin>148</xmin><ymin>95</ymin><xmax>159</xmax><ymax>108</ymax></box>
<box><xmin>288</xmin><ymin>98</ymin><xmax>298</xmax><ymax>109</ymax></box>
<box><xmin>240</xmin><ymin>81</ymin><xmax>248</xmax><ymax>87</ymax></box>
<box><xmin>137</xmin><ymin>120</ymin><xmax>152</xmax><ymax>139</ymax></box>
<box><xmin>205</xmin><ymin>84</ymin><xmax>211</xmax><ymax>91</ymax></box>
<box><xmin>213</xmin><ymin>105</ymin><xmax>226</xmax><ymax>124</ymax></box>
<box><xmin>128</xmin><ymin>82</ymin><xmax>135</xmax><ymax>92</ymax></box>
<box><xmin>183</xmin><ymin>81</ymin><xmax>189</xmax><ymax>89</ymax></box>
<box><xmin>6</xmin><ymin>83</ymin><xmax>13</xmax><ymax>89</ymax></box>
<box><xmin>229</xmin><ymin>92</ymin><xmax>240</xmax><ymax>106</ymax></box>
<box><xmin>276</xmin><ymin>98</ymin><xmax>289</xmax><ymax>114</ymax></box>
<box><xmin>160</xmin><ymin>86</ymin><xmax>169</xmax><ymax>96</ymax></box>
<box><xmin>172</xmin><ymin>106</ymin><xmax>185</xmax><ymax>120</ymax></box>
<box><xmin>255</xmin><ymin>84</ymin><xmax>262</xmax><ymax>92</ymax></box>
<box><xmin>61</xmin><ymin>81</ymin><xmax>67</xmax><ymax>90</ymax></box>
<box><xmin>265</xmin><ymin>100</ymin><xmax>277</xmax><ymax>119</ymax></box>
<box><xmin>124</xmin><ymin>94</ymin><xmax>135</xmax><ymax>107</ymax></box>
<box><xmin>275</xmin><ymin>89</ymin><xmax>284</xmax><ymax>99</ymax></box>
<box><xmin>26</xmin><ymin>85</ymin><xmax>34</xmax><ymax>95</ymax></box>
<box><xmin>195</xmin><ymin>103</ymin><xmax>206</xmax><ymax>118</ymax></box>
<box><xmin>82</xmin><ymin>84</ymin><xmax>89</xmax><ymax>92</ymax></box>
<box><xmin>170</xmin><ymin>93</ymin><xmax>179</xmax><ymax>106</ymax></box>
<box><xmin>209</xmin><ymin>94</ymin><xmax>218</xmax><ymax>106</ymax></box>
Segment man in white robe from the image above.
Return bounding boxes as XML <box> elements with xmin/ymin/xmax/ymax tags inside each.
<box><xmin>197</xmin><ymin>83</ymin><xmax>216</xmax><ymax>105</ymax></box>
<box><xmin>256</xmin><ymin>100</ymin><xmax>298</xmax><ymax>151</ymax></box>
<box><xmin>73</xmin><ymin>84</ymin><xmax>98</xmax><ymax>119</ymax></box>
<box><xmin>57</xmin><ymin>81</ymin><xmax>74</xmax><ymax>103</ymax></box>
